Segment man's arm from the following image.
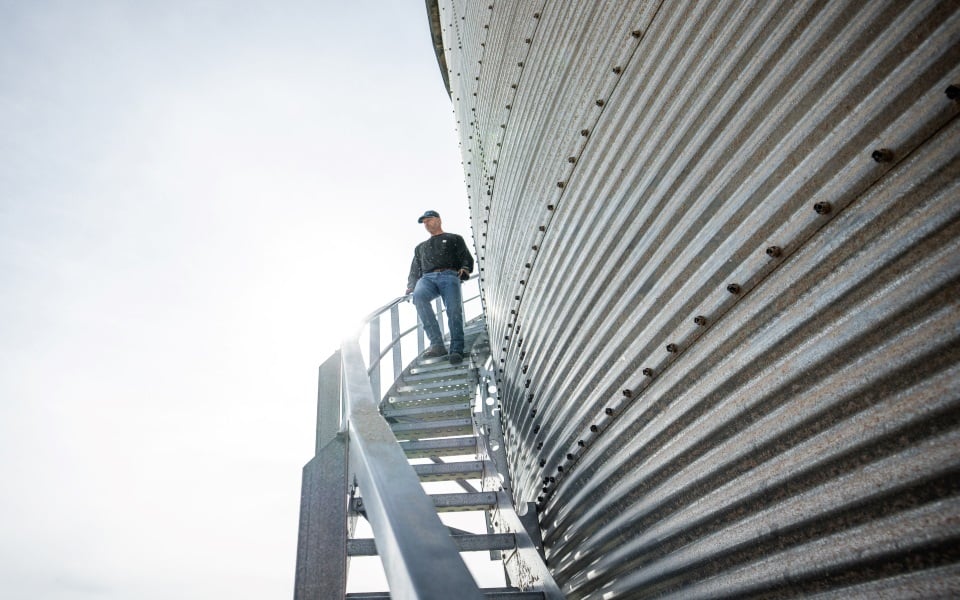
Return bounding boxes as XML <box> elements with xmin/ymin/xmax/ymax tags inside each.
<box><xmin>455</xmin><ymin>235</ymin><xmax>474</xmax><ymax>280</ymax></box>
<box><xmin>406</xmin><ymin>251</ymin><xmax>421</xmax><ymax>294</ymax></box>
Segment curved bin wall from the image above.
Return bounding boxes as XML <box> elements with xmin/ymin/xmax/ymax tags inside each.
<box><xmin>431</xmin><ymin>0</ymin><xmax>960</xmax><ymax>597</ymax></box>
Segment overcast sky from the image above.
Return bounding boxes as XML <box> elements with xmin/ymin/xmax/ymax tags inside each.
<box><xmin>0</xmin><ymin>1</ymin><xmax>472</xmax><ymax>597</ymax></box>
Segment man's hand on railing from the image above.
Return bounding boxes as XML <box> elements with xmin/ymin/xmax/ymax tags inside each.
<box><xmin>458</xmin><ymin>268</ymin><xmax>470</xmax><ymax>281</ymax></box>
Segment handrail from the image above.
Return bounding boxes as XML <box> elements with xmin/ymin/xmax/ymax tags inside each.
<box><xmin>340</xmin><ymin>338</ymin><xmax>483</xmax><ymax>599</ymax></box>
<box><xmin>354</xmin><ymin>275</ymin><xmax>483</xmax><ymax>405</ymax></box>
<box><xmin>333</xmin><ymin>274</ymin><xmax>486</xmax><ymax>598</ymax></box>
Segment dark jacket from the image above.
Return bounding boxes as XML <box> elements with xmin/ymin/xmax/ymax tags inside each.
<box><xmin>406</xmin><ymin>232</ymin><xmax>474</xmax><ymax>291</ymax></box>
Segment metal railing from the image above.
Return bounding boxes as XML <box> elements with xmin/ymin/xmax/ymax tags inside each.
<box><xmin>296</xmin><ymin>276</ymin><xmax>485</xmax><ymax>600</ymax></box>
<box><xmin>357</xmin><ymin>275</ymin><xmax>483</xmax><ymax>403</ymax></box>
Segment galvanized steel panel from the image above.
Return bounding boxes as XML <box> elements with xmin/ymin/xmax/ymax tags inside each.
<box><xmin>434</xmin><ymin>0</ymin><xmax>960</xmax><ymax>597</ymax></box>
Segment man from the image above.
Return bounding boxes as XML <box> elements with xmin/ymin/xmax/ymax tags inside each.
<box><xmin>405</xmin><ymin>210</ymin><xmax>474</xmax><ymax>364</ymax></box>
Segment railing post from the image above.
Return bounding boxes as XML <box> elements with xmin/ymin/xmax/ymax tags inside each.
<box><xmin>369</xmin><ymin>317</ymin><xmax>381</xmax><ymax>401</ymax></box>
<box><xmin>391</xmin><ymin>304</ymin><xmax>402</xmax><ymax>378</ymax></box>
<box><xmin>435</xmin><ymin>297</ymin><xmax>445</xmax><ymax>339</ymax></box>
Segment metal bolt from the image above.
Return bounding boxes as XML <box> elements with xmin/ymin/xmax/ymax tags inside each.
<box><xmin>566</xmin><ymin>453</ymin><xmax>574</xmax><ymax>460</ymax></box>
<box><xmin>814</xmin><ymin>201</ymin><xmax>832</xmax><ymax>215</ymax></box>
<box><xmin>536</xmin><ymin>442</ymin><xmax>543</xmax><ymax>449</ymax></box>
<box><xmin>530</xmin><ymin>408</ymin><xmax>536</xmax><ymax>417</ymax></box>
<box><xmin>589</xmin><ymin>424</ymin><xmax>599</xmax><ymax>432</ymax></box>
<box><xmin>547</xmin><ymin>204</ymin><xmax>555</xmax><ymax>211</ymax></box>
<box><xmin>538</xmin><ymin>225</ymin><xmax>545</xmax><ymax>231</ymax></box>
<box><xmin>666</xmin><ymin>343</ymin><xmax>678</xmax><ymax>353</ymax></box>
<box><xmin>540</xmin><ymin>461</ymin><xmax>546</xmax><ymax>468</ymax></box>
<box><xmin>533</xmin><ymin>12</ymin><xmax>540</xmax><ymax>18</ymax></box>
<box><xmin>580</xmin><ymin>129</ymin><xmax>590</xmax><ymax>136</ymax></box>
<box><xmin>568</xmin><ymin>156</ymin><xmax>577</xmax><ymax>163</ymax></box>
<box><xmin>525</xmin><ymin>263</ymin><xmax>532</xmax><ymax>268</ymax></box>
<box><xmin>557</xmin><ymin>181</ymin><xmax>565</xmax><ymax>188</ymax></box>
<box><xmin>766</xmin><ymin>245</ymin><xmax>782</xmax><ymax>257</ymax></box>
<box><xmin>525</xmin><ymin>38</ymin><xmax>531</xmax><ymax>44</ymax></box>
<box><xmin>557</xmin><ymin>465</ymin><xmax>563</xmax><ymax>472</ymax></box>
<box><xmin>533</xmin><ymin>424</ymin><xmax>540</xmax><ymax>433</ymax></box>
<box><xmin>605</xmin><ymin>407</ymin><xmax>614</xmax><ymax>415</ymax></box>
<box><xmin>727</xmin><ymin>283</ymin><xmax>741</xmax><ymax>294</ymax></box>
<box><xmin>631</xmin><ymin>29</ymin><xmax>642</xmax><ymax>38</ymax></box>
<box><xmin>506</xmin><ymin>104</ymin><xmax>511</xmax><ymax>109</ymax></box>
<box><xmin>532</xmin><ymin>245</ymin><xmax>539</xmax><ymax>251</ymax></box>
<box><xmin>515</xmin><ymin>295</ymin><xmax>520</xmax><ymax>300</ymax></box>
<box><xmin>872</xmin><ymin>148</ymin><xmax>894</xmax><ymax>163</ymax></box>
<box><xmin>510</xmin><ymin>84</ymin><xmax>517</xmax><ymax>89</ymax></box>
<box><xmin>622</xmin><ymin>389</ymin><xmax>633</xmax><ymax>398</ymax></box>
<box><xmin>596</xmin><ymin>99</ymin><xmax>605</xmax><ymax>107</ymax></box>
<box><xmin>548</xmin><ymin>477</ymin><xmax>555</xmax><ymax>483</ymax></box>
<box><xmin>694</xmin><ymin>315</ymin><xmax>707</xmax><ymax>326</ymax></box>
<box><xmin>947</xmin><ymin>85</ymin><xmax>960</xmax><ymax>100</ymax></box>
<box><xmin>518</xmin><ymin>61</ymin><xmax>524</xmax><ymax>67</ymax></box>
<box><xmin>577</xmin><ymin>439</ymin><xmax>585</xmax><ymax>447</ymax></box>
<box><xmin>613</xmin><ymin>66</ymin><xmax>623</xmax><ymax>74</ymax></box>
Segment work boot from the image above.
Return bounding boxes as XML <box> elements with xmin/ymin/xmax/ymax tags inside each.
<box><xmin>448</xmin><ymin>352</ymin><xmax>463</xmax><ymax>365</ymax></box>
<box><xmin>423</xmin><ymin>344</ymin><xmax>447</xmax><ymax>358</ymax></box>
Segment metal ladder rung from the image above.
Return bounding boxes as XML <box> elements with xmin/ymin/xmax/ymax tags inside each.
<box><xmin>430</xmin><ymin>491</ymin><xmax>497</xmax><ymax>512</ymax></box>
<box><xmin>413</xmin><ymin>460</ymin><xmax>483</xmax><ymax>481</ymax></box>
<box><xmin>347</xmin><ymin>532</ymin><xmax>516</xmax><ymax>556</ymax></box>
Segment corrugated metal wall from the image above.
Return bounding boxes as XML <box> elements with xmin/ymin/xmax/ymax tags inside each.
<box><xmin>434</xmin><ymin>0</ymin><xmax>960</xmax><ymax>597</ymax></box>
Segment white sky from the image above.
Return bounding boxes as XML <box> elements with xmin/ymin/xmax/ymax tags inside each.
<box><xmin>0</xmin><ymin>1</ymin><xmax>474</xmax><ymax>598</ymax></box>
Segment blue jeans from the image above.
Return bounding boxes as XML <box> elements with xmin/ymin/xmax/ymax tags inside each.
<box><xmin>412</xmin><ymin>270</ymin><xmax>465</xmax><ymax>353</ymax></box>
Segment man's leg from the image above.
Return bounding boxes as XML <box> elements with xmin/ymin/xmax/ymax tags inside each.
<box><xmin>437</xmin><ymin>272</ymin><xmax>465</xmax><ymax>355</ymax></box>
<box><xmin>412</xmin><ymin>275</ymin><xmax>445</xmax><ymax>353</ymax></box>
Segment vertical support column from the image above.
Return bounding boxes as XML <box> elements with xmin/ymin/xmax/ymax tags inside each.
<box><xmin>294</xmin><ymin>435</ymin><xmax>349</xmax><ymax>600</ymax></box>
<box><xmin>316</xmin><ymin>351</ymin><xmax>342</xmax><ymax>452</ymax></box>
<box><xmin>296</xmin><ymin>352</ymin><xmax>348</xmax><ymax>600</ymax></box>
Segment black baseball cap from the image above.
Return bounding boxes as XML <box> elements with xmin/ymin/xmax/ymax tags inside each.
<box><xmin>417</xmin><ymin>210</ymin><xmax>440</xmax><ymax>223</ymax></box>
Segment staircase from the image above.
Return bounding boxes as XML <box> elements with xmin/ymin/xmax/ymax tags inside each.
<box><xmin>344</xmin><ymin>318</ymin><xmax>562</xmax><ymax>599</ymax></box>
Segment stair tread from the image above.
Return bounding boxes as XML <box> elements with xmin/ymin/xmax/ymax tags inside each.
<box><xmin>413</xmin><ymin>460</ymin><xmax>483</xmax><ymax>481</ymax></box>
<box><xmin>390</xmin><ymin>418</ymin><xmax>474</xmax><ymax>439</ymax></box>
<box><xmin>387</xmin><ymin>387</ymin><xmax>474</xmax><ymax>403</ymax></box>
<box><xmin>382</xmin><ymin>401</ymin><xmax>472</xmax><ymax>419</ymax></box>
<box><xmin>399</xmin><ymin>437</ymin><xmax>477</xmax><ymax>458</ymax></box>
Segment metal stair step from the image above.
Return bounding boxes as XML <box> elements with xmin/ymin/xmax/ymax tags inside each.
<box><xmin>430</xmin><ymin>491</ymin><xmax>498</xmax><ymax>512</ymax></box>
<box><xmin>347</xmin><ymin>590</ymin><xmax>544</xmax><ymax>599</ymax></box>
<box><xmin>396</xmin><ymin>377</ymin><xmax>471</xmax><ymax>393</ymax></box>
<box><xmin>401</xmin><ymin>365</ymin><xmax>471</xmax><ymax>384</ymax></box>
<box><xmin>390</xmin><ymin>417</ymin><xmax>474</xmax><ymax>440</ymax></box>
<box><xmin>347</xmin><ymin>532</ymin><xmax>516</xmax><ymax>556</ymax></box>
<box><xmin>399</xmin><ymin>437</ymin><xmax>477</xmax><ymax>458</ymax></box>
<box><xmin>413</xmin><ymin>460</ymin><xmax>483</xmax><ymax>482</ymax></box>
<box><xmin>387</xmin><ymin>386</ymin><xmax>473</xmax><ymax>404</ymax></box>
<box><xmin>408</xmin><ymin>360</ymin><xmax>473</xmax><ymax>376</ymax></box>
<box><xmin>382</xmin><ymin>400</ymin><xmax>472</xmax><ymax>420</ymax></box>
